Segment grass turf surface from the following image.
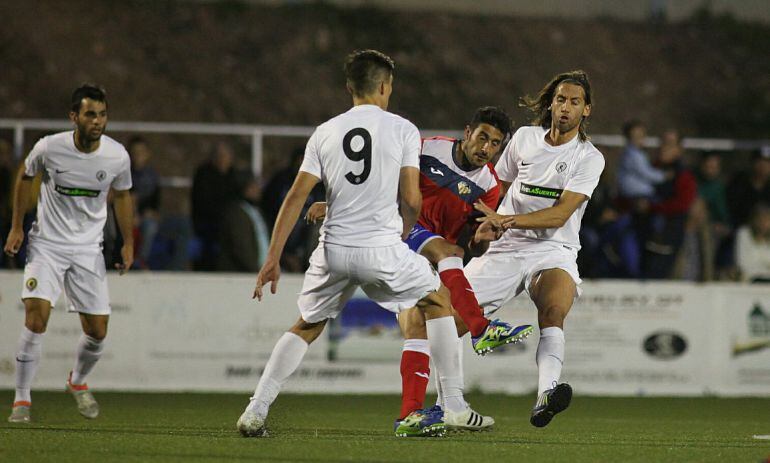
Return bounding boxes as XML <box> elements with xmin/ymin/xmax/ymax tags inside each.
<box><xmin>1</xmin><ymin>391</ymin><xmax>768</xmax><ymax>462</ymax></box>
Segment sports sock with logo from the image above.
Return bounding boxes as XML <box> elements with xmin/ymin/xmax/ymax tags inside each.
<box><xmin>14</xmin><ymin>327</ymin><xmax>45</xmax><ymax>404</ymax></box>
<box><xmin>426</xmin><ymin>316</ymin><xmax>466</xmax><ymax>413</ymax></box>
<box><xmin>437</xmin><ymin>257</ymin><xmax>488</xmax><ymax>337</ymax></box>
<box><xmin>70</xmin><ymin>334</ymin><xmax>105</xmax><ymax>385</ymax></box>
<box><xmin>536</xmin><ymin>326</ymin><xmax>565</xmax><ymax>396</ymax></box>
<box><xmin>399</xmin><ymin>339</ymin><xmax>430</xmax><ymax>419</ymax></box>
<box><xmin>247</xmin><ymin>332</ymin><xmax>309</xmax><ymax>419</ymax></box>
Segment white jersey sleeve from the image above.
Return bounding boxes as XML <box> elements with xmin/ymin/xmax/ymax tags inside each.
<box><xmin>299</xmin><ymin>129</ymin><xmax>322</xmax><ymax>179</ymax></box>
<box><xmin>111</xmin><ymin>151</ymin><xmax>133</xmax><ymax>191</ymax></box>
<box><xmin>495</xmin><ymin>131</ymin><xmax>520</xmax><ymax>183</ymax></box>
<box><xmin>564</xmin><ymin>150</ymin><xmax>604</xmax><ymax>198</ymax></box>
<box><xmin>24</xmin><ymin>138</ymin><xmax>46</xmax><ymax>177</ymax></box>
<box><xmin>401</xmin><ymin>123</ymin><xmax>421</xmax><ymax>169</ymax></box>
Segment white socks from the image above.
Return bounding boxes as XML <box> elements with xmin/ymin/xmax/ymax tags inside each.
<box><xmin>435</xmin><ymin>335</ymin><xmax>464</xmax><ymax>408</ymax></box>
<box><xmin>426</xmin><ymin>316</ymin><xmax>465</xmax><ymax>413</ymax></box>
<box><xmin>70</xmin><ymin>335</ymin><xmax>105</xmax><ymax>385</ymax></box>
<box><xmin>402</xmin><ymin>339</ymin><xmax>430</xmax><ymax>355</ymax></box>
<box><xmin>247</xmin><ymin>332</ymin><xmax>309</xmax><ymax>419</ymax></box>
<box><xmin>14</xmin><ymin>327</ymin><xmax>45</xmax><ymax>404</ymax></box>
<box><xmin>536</xmin><ymin>326</ymin><xmax>565</xmax><ymax>396</ymax></box>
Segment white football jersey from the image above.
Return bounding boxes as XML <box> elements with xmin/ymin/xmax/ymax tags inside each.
<box><xmin>300</xmin><ymin>104</ymin><xmax>421</xmax><ymax>247</ymax></box>
<box><xmin>24</xmin><ymin>131</ymin><xmax>132</xmax><ymax>247</ymax></box>
<box><xmin>489</xmin><ymin>126</ymin><xmax>604</xmax><ymax>252</ymax></box>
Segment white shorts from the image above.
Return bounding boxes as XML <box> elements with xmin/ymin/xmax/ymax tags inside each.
<box><xmin>22</xmin><ymin>239</ymin><xmax>111</xmax><ymax>315</ymax></box>
<box><xmin>298</xmin><ymin>242</ymin><xmax>440</xmax><ymax>323</ymax></box>
<box><xmin>464</xmin><ymin>246</ymin><xmax>582</xmax><ymax>316</ymax></box>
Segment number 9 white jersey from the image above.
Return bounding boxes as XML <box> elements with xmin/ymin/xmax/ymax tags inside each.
<box><xmin>299</xmin><ymin>104</ymin><xmax>421</xmax><ymax>247</ymax></box>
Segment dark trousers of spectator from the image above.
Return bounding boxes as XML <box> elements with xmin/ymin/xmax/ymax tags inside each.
<box><xmin>579</xmin><ymin>214</ymin><xmax>641</xmax><ymax>278</ymax></box>
<box><xmin>642</xmin><ymin>215</ymin><xmax>686</xmax><ymax>279</ymax></box>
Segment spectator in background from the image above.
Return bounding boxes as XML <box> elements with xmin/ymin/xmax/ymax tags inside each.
<box><xmin>217</xmin><ymin>172</ymin><xmax>270</xmax><ymax>272</ymax></box>
<box><xmin>674</xmin><ymin>198</ymin><xmax>714</xmax><ymax>281</ymax></box>
<box><xmin>643</xmin><ymin>129</ymin><xmax>698</xmax><ymax>279</ymax></box>
<box><xmin>735</xmin><ymin>203</ymin><xmax>770</xmax><ymax>283</ymax></box>
<box><xmin>191</xmin><ymin>141</ymin><xmax>238</xmax><ymax>270</ymax></box>
<box><xmin>578</xmin><ymin>171</ymin><xmax>641</xmax><ymax>278</ymax></box>
<box><xmin>616</xmin><ymin>120</ymin><xmax>666</xmax><ymax>203</ymax></box>
<box><xmin>696</xmin><ymin>152</ymin><xmax>732</xmax><ymax>275</ymax></box>
<box><xmin>262</xmin><ymin>147</ymin><xmax>304</xmax><ymax>225</ymax></box>
<box><xmin>697</xmin><ymin>152</ymin><xmax>730</xmax><ymax>231</ymax></box>
<box><xmin>127</xmin><ymin>137</ymin><xmax>161</xmax><ymax>269</ymax></box>
<box><xmin>726</xmin><ymin>147</ymin><xmax>770</xmax><ymax>228</ymax></box>
<box><xmin>0</xmin><ymin>139</ymin><xmax>15</xmax><ymax>268</ymax></box>
<box><xmin>261</xmin><ymin>147</ymin><xmax>324</xmax><ymax>271</ymax></box>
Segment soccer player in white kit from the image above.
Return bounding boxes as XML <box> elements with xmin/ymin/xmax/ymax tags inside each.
<box><xmin>237</xmin><ymin>50</ymin><xmax>476</xmax><ymax>438</ymax></box>
<box><xmin>467</xmin><ymin>71</ymin><xmax>605</xmax><ymax>427</ymax></box>
<box><xmin>4</xmin><ymin>85</ymin><xmax>134</xmax><ymax>423</ymax></box>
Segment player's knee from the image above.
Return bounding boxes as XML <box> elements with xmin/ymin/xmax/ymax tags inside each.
<box><xmin>538</xmin><ymin>304</ymin><xmax>567</xmax><ymax>328</ymax></box>
<box><xmin>85</xmin><ymin>327</ymin><xmax>108</xmax><ymax>341</ymax></box>
<box><xmin>436</xmin><ymin>243</ymin><xmax>464</xmax><ymax>261</ymax></box>
<box><xmin>24</xmin><ymin>319</ymin><xmax>48</xmax><ymax>334</ymax></box>
<box><xmin>289</xmin><ymin>318</ymin><xmax>327</xmax><ymax>344</ymax></box>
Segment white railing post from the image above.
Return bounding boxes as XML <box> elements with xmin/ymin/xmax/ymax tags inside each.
<box><xmin>251</xmin><ymin>129</ymin><xmax>264</xmax><ymax>180</ymax></box>
<box><xmin>13</xmin><ymin>123</ymin><xmax>24</xmax><ymax>160</ymax></box>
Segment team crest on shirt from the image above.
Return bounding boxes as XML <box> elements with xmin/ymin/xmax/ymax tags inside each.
<box><xmin>96</xmin><ymin>170</ymin><xmax>107</xmax><ymax>182</ymax></box>
<box><xmin>555</xmin><ymin>162</ymin><xmax>568</xmax><ymax>174</ymax></box>
<box><xmin>25</xmin><ymin>278</ymin><xmax>37</xmax><ymax>291</ymax></box>
<box><xmin>457</xmin><ymin>181</ymin><xmax>471</xmax><ymax>195</ymax></box>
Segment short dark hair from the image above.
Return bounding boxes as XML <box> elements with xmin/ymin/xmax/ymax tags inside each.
<box><xmin>622</xmin><ymin>119</ymin><xmax>644</xmax><ymax>139</ymax></box>
<box><xmin>344</xmin><ymin>49</ymin><xmax>395</xmax><ymax>98</ymax></box>
<box><xmin>520</xmin><ymin>70</ymin><xmax>593</xmax><ymax>142</ymax></box>
<box><xmin>468</xmin><ymin>106</ymin><xmax>513</xmax><ymax>141</ymax></box>
<box><xmin>71</xmin><ymin>84</ymin><xmax>107</xmax><ymax>112</ymax></box>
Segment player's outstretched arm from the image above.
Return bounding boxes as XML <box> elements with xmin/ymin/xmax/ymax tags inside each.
<box><xmin>254</xmin><ymin>171</ymin><xmax>320</xmax><ymax>300</ymax></box>
<box><xmin>485</xmin><ymin>190</ymin><xmax>587</xmax><ymax>230</ymax></box>
<box><xmin>112</xmin><ymin>189</ymin><xmax>135</xmax><ymax>274</ymax></box>
<box><xmin>3</xmin><ymin>170</ymin><xmax>35</xmax><ymax>257</ymax></box>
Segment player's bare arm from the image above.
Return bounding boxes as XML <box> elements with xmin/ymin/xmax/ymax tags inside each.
<box><xmin>112</xmin><ymin>189</ymin><xmax>135</xmax><ymax>274</ymax></box>
<box><xmin>254</xmin><ymin>171</ymin><xmax>320</xmax><ymax>300</ymax></box>
<box><xmin>3</xmin><ymin>170</ymin><xmax>36</xmax><ymax>257</ymax></box>
<box><xmin>474</xmin><ymin>190</ymin><xmax>587</xmax><ymax>230</ymax></box>
<box><xmin>398</xmin><ymin>166</ymin><xmax>422</xmax><ymax>240</ymax></box>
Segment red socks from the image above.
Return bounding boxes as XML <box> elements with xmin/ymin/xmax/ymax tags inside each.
<box><xmin>399</xmin><ymin>348</ymin><xmax>430</xmax><ymax>419</ymax></box>
<box><xmin>438</xmin><ymin>257</ymin><xmax>488</xmax><ymax>337</ymax></box>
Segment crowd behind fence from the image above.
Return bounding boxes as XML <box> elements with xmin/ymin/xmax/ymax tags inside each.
<box><xmin>0</xmin><ymin>119</ymin><xmax>768</xmax><ymax>282</ymax></box>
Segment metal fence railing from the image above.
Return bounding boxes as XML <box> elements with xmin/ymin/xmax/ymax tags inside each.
<box><xmin>2</xmin><ymin>119</ymin><xmax>768</xmax><ymax>187</ymax></box>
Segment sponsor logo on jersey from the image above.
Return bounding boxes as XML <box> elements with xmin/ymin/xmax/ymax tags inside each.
<box><xmin>96</xmin><ymin>170</ymin><xmax>107</xmax><ymax>181</ymax></box>
<box><xmin>519</xmin><ymin>183</ymin><xmax>563</xmax><ymax>199</ymax></box>
<box><xmin>54</xmin><ymin>184</ymin><xmax>100</xmax><ymax>197</ymax></box>
<box><xmin>555</xmin><ymin>162</ymin><xmax>568</xmax><ymax>173</ymax></box>
<box><xmin>457</xmin><ymin>181</ymin><xmax>471</xmax><ymax>195</ymax></box>
<box><xmin>25</xmin><ymin>278</ymin><xmax>37</xmax><ymax>291</ymax></box>
<box><xmin>430</xmin><ymin>167</ymin><xmax>444</xmax><ymax>176</ymax></box>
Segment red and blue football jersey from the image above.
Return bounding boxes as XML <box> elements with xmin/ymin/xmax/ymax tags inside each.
<box><xmin>417</xmin><ymin>137</ymin><xmax>501</xmax><ymax>244</ymax></box>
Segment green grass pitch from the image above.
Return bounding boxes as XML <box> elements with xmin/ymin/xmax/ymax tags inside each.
<box><xmin>1</xmin><ymin>391</ymin><xmax>768</xmax><ymax>462</ymax></box>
